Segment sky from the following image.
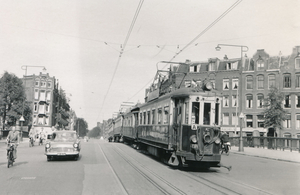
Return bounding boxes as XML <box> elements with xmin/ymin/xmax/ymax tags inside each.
<box><xmin>0</xmin><ymin>0</ymin><xmax>299</xmax><ymax>129</ymax></box>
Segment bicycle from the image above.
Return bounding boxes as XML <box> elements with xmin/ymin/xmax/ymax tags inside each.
<box><xmin>7</xmin><ymin>143</ymin><xmax>16</xmax><ymax>168</ymax></box>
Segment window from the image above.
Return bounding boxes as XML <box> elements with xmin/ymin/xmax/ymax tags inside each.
<box><xmin>40</xmin><ymin>90</ymin><xmax>46</xmax><ymax>101</ymax></box>
<box><xmin>139</xmin><ymin>113</ymin><xmax>142</xmax><ymax>125</ymax></box>
<box><xmin>35</xmin><ymin>80</ymin><xmax>39</xmax><ymax>86</ymax></box>
<box><xmin>268</xmin><ymin>75</ymin><xmax>276</xmax><ymax>89</ymax></box>
<box><xmin>246</xmin><ymin>95</ymin><xmax>253</xmax><ymax>108</ymax></box>
<box><xmin>283</xmin><ymin>74</ymin><xmax>291</xmax><ymax>88</ymax></box>
<box><xmin>147</xmin><ymin>111</ymin><xmax>150</xmax><ymax>124</ymax></box>
<box><xmin>209</xmin><ymin>62</ymin><xmax>215</xmax><ymax>71</ymax></box>
<box><xmin>38</xmin><ymin>116</ymin><xmax>44</xmax><ymax>125</ymax></box>
<box><xmin>257</xmin><ymin>59</ymin><xmax>264</xmax><ymax>70</ymax></box>
<box><xmin>246</xmin><ymin>76</ymin><xmax>253</xmax><ymax>89</ymax></box>
<box><xmin>257</xmin><ymin>115</ymin><xmax>264</xmax><ymax>127</ymax></box>
<box><xmin>47</xmin><ymin>82</ymin><xmax>51</xmax><ymax>88</ymax></box>
<box><xmin>210</xmin><ymin>80</ymin><xmax>216</xmax><ymax>89</ymax></box>
<box><xmin>284</xmin><ymin>95</ymin><xmax>291</xmax><ymax>108</ymax></box>
<box><xmin>163</xmin><ymin>106</ymin><xmax>169</xmax><ymax>124</ymax></box>
<box><xmin>41</xmin><ymin>81</ymin><xmax>46</xmax><ymax>87</ymax></box>
<box><xmin>232</xmin><ymin>79</ymin><xmax>238</xmax><ymax>90</ymax></box>
<box><xmin>33</xmin><ymin>115</ymin><xmax>37</xmax><ymax>125</ymax></box>
<box><xmin>157</xmin><ymin>108</ymin><xmax>162</xmax><ymax>124</ymax></box>
<box><xmin>45</xmin><ymin>117</ymin><xmax>49</xmax><ymax>125</ymax></box>
<box><xmin>223</xmin><ymin>96</ymin><xmax>229</xmax><ymax>107</ymax></box>
<box><xmin>232</xmin><ymin>113</ymin><xmax>238</xmax><ymax>126</ymax></box>
<box><xmin>203</xmin><ymin>103</ymin><xmax>211</xmax><ymax>125</ymax></box>
<box><xmin>257</xmin><ymin>75</ymin><xmax>264</xmax><ymax>89</ymax></box>
<box><xmin>223</xmin><ymin>79</ymin><xmax>229</xmax><ymax>90</ymax></box>
<box><xmin>297</xmin><ymin>96</ymin><xmax>300</xmax><ymax>108</ymax></box>
<box><xmin>45</xmin><ymin>104</ymin><xmax>49</xmax><ymax>113</ymax></box>
<box><xmin>143</xmin><ymin>112</ymin><xmax>146</xmax><ymax>125</ymax></box>
<box><xmin>257</xmin><ymin>94</ymin><xmax>264</xmax><ymax>108</ymax></box>
<box><xmin>246</xmin><ymin>115</ymin><xmax>253</xmax><ymax>127</ymax></box>
<box><xmin>185</xmin><ymin>102</ymin><xmax>189</xmax><ymax>124</ymax></box>
<box><xmin>34</xmin><ymin>89</ymin><xmax>39</xmax><ymax>100</ymax></box>
<box><xmin>296</xmin><ymin>58</ymin><xmax>300</xmax><ymax>69</ymax></box>
<box><xmin>46</xmin><ymin>91</ymin><xmax>51</xmax><ymax>101</ymax></box>
<box><xmin>223</xmin><ymin>113</ymin><xmax>229</xmax><ymax>125</ymax></box>
<box><xmin>283</xmin><ymin>114</ymin><xmax>291</xmax><ymax>128</ymax></box>
<box><xmin>296</xmin><ymin>75</ymin><xmax>300</xmax><ymax>88</ymax></box>
<box><xmin>232</xmin><ymin>95</ymin><xmax>238</xmax><ymax>107</ymax></box>
<box><xmin>34</xmin><ymin>103</ymin><xmax>38</xmax><ymax>112</ymax></box>
<box><xmin>296</xmin><ymin>114</ymin><xmax>300</xmax><ymax>129</ymax></box>
<box><xmin>192</xmin><ymin>102</ymin><xmax>200</xmax><ymax>124</ymax></box>
<box><xmin>215</xmin><ymin>102</ymin><xmax>219</xmax><ymax>125</ymax></box>
<box><xmin>151</xmin><ymin>109</ymin><xmax>155</xmax><ymax>124</ymax></box>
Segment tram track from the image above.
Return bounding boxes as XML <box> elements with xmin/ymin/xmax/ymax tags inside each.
<box><xmin>113</xmin><ymin>143</ymin><xmax>273</xmax><ymax>195</ymax></box>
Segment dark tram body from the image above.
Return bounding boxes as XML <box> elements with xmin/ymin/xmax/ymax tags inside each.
<box><xmin>112</xmin><ymin>62</ymin><xmax>224</xmax><ymax>168</ymax></box>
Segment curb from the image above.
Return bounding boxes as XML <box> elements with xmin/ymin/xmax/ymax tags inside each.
<box><xmin>230</xmin><ymin>151</ymin><xmax>300</xmax><ymax>164</ymax></box>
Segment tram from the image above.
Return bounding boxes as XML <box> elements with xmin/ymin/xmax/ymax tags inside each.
<box><xmin>113</xmin><ymin>61</ymin><xmax>225</xmax><ymax>169</ymax></box>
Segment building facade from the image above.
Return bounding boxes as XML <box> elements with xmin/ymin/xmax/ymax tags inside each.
<box><xmin>185</xmin><ymin>46</ymin><xmax>300</xmax><ymax>138</ymax></box>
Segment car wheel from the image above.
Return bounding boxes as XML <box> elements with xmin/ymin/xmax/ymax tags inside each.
<box><xmin>74</xmin><ymin>155</ymin><xmax>79</xmax><ymax>161</ymax></box>
<box><xmin>47</xmin><ymin>156</ymin><xmax>51</xmax><ymax>161</ymax></box>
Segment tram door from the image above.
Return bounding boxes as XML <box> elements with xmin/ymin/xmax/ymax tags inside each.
<box><xmin>173</xmin><ymin>98</ymin><xmax>183</xmax><ymax>149</ymax></box>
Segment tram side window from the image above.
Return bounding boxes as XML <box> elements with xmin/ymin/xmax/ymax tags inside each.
<box><xmin>147</xmin><ymin>111</ymin><xmax>150</xmax><ymax>124</ymax></box>
<box><xmin>185</xmin><ymin>101</ymin><xmax>189</xmax><ymax>124</ymax></box>
<box><xmin>203</xmin><ymin>103</ymin><xmax>211</xmax><ymax>125</ymax></box>
<box><xmin>164</xmin><ymin>106</ymin><xmax>169</xmax><ymax>124</ymax></box>
<box><xmin>192</xmin><ymin>102</ymin><xmax>200</xmax><ymax>124</ymax></box>
<box><xmin>152</xmin><ymin>109</ymin><xmax>156</xmax><ymax>124</ymax></box>
<box><xmin>158</xmin><ymin>108</ymin><xmax>162</xmax><ymax>124</ymax></box>
<box><xmin>143</xmin><ymin>112</ymin><xmax>146</xmax><ymax>125</ymax></box>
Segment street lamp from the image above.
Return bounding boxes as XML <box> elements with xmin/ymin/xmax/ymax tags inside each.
<box><xmin>215</xmin><ymin>44</ymin><xmax>248</xmax><ymax>152</ymax></box>
<box><xmin>19</xmin><ymin>115</ymin><xmax>25</xmax><ymax>141</ymax></box>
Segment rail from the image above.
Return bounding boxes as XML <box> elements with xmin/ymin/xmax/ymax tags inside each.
<box><xmin>228</xmin><ymin>136</ymin><xmax>300</xmax><ymax>153</ymax></box>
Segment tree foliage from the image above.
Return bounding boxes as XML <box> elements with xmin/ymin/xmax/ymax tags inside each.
<box><xmin>88</xmin><ymin>126</ymin><xmax>101</xmax><ymax>138</ymax></box>
<box><xmin>262</xmin><ymin>87</ymin><xmax>287</xmax><ymax>130</ymax></box>
<box><xmin>0</xmin><ymin>71</ymin><xmax>32</xmax><ymax>129</ymax></box>
<box><xmin>74</xmin><ymin>118</ymin><xmax>88</xmax><ymax>137</ymax></box>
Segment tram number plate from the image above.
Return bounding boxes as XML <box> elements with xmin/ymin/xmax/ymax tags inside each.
<box><xmin>58</xmin><ymin>153</ymin><xmax>66</xmax><ymax>156</ymax></box>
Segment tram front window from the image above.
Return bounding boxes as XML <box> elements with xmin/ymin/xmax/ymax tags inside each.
<box><xmin>192</xmin><ymin>102</ymin><xmax>200</xmax><ymax>124</ymax></box>
<box><xmin>203</xmin><ymin>103</ymin><xmax>211</xmax><ymax>125</ymax></box>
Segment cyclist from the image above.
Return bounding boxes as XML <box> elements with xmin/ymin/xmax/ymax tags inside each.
<box><xmin>29</xmin><ymin>127</ymin><xmax>35</xmax><ymax>145</ymax></box>
<box><xmin>6</xmin><ymin>126</ymin><xmax>20</xmax><ymax>161</ymax></box>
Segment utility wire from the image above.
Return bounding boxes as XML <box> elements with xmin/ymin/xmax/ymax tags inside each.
<box><xmin>127</xmin><ymin>0</ymin><xmax>243</xmax><ymax>101</ymax></box>
<box><xmin>97</xmin><ymin>0</ymin><xmax>144</xmax><ymax>121</ymax></box>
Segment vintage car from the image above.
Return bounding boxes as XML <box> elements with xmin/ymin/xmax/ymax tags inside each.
<box><xmin>45</xmin><ymin>131</ymin><xmax>81</xmax><ymax>161</ymax></box>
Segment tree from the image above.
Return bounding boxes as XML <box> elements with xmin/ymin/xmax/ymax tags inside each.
<box><xmin>88</xmin><ymin>126</ymin><xmax>101</xmax><ymax>138</ymax></box>
<box><xmin>262</xmin><ymin>87</ymin><xmax>287</xmax><ymax>135</ymax></box>
<box><xmin>0</xmin><ymin>71</ymin><xmax>32</xmax><ymax>129</ymax></box>
<box><xmin>74</xmin><ymin>118</ymin><xmax>88</xmax><ymax>137</ymax></box>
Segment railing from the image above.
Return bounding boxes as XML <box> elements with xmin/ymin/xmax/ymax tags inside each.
<box><xmin>228</xmin><ymin>137</ymin><xmax>300</xmax><ymax>153</ymax></box>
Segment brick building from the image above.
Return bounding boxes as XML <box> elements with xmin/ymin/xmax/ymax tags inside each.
<box><xmin>185</xmin><ymin>45</ymin><xmax>300</xmax><ymax>138</ymax></box>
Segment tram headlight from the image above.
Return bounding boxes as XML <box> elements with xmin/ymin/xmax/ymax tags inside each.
<box><xmin>190</xmin><ymin>135</ymin><xmax>198</xmax><ymax>144</ymax></box>
<box><xmin>73</xmin><ymin>143</ymin><xmax>78</xmax><ymax>148</ymax></box>
<box><xmin>203</xmin><ymin>134</ymin><xmax>211</xmax><ymax>143</ymax></box>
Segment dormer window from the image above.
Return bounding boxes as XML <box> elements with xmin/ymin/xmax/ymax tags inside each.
<box><xmin>209</xmin><ymin>62</ymin><xmax>215</xmax><ymax>71</ymax></box>
<box><xmin>257</xmin><ymin>59</ymin><xmax>264</xmax><ymax>71</ymax></box>
<box><xmin>296</xmin><ymin>57</ymin><xmax>300</xmax><ymax>69</ymax></box>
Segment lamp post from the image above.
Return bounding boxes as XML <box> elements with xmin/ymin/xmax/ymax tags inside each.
<box><xmin>19</xmin><ymin>115</ymin><xmax>25</xmax><ymax>141</ymax></box>
<box><xmin>215</xmin><ymin>44</ymin><xmax>248</xmax><ymax>152</ymax></box>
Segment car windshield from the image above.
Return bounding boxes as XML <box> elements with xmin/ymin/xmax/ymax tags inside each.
<box><xmin>52</xmin><ymin>132</ymin><xmax>78</xmax><ymax>142</ymax></box>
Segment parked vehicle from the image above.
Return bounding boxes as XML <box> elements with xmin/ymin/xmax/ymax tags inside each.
<box><xmin>45</xmin><ymin>131</ymin><xmax>81</xmax><ymax>161</ymax></box>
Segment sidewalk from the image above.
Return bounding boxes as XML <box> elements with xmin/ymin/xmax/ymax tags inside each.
<box><xmin>230</xmin><ymin>146</ymin><xmax>300</xmax><ymax>163</ymax></box>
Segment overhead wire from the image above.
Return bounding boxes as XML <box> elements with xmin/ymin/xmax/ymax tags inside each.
<box><xmin>126</xmin><ymin>0</ymin><xmax>243</xmax><ymax>101</ymax></box>
<box><xmin>97</xmin><ymin>0</ymin><xmax>144</xmax><ymax>121</ymax></box>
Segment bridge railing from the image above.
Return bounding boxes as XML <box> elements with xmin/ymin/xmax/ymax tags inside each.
<box><xmin>228</xmin><ymin>137</ymin><xmax>300</xmax><ymax>153</ymax></box>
